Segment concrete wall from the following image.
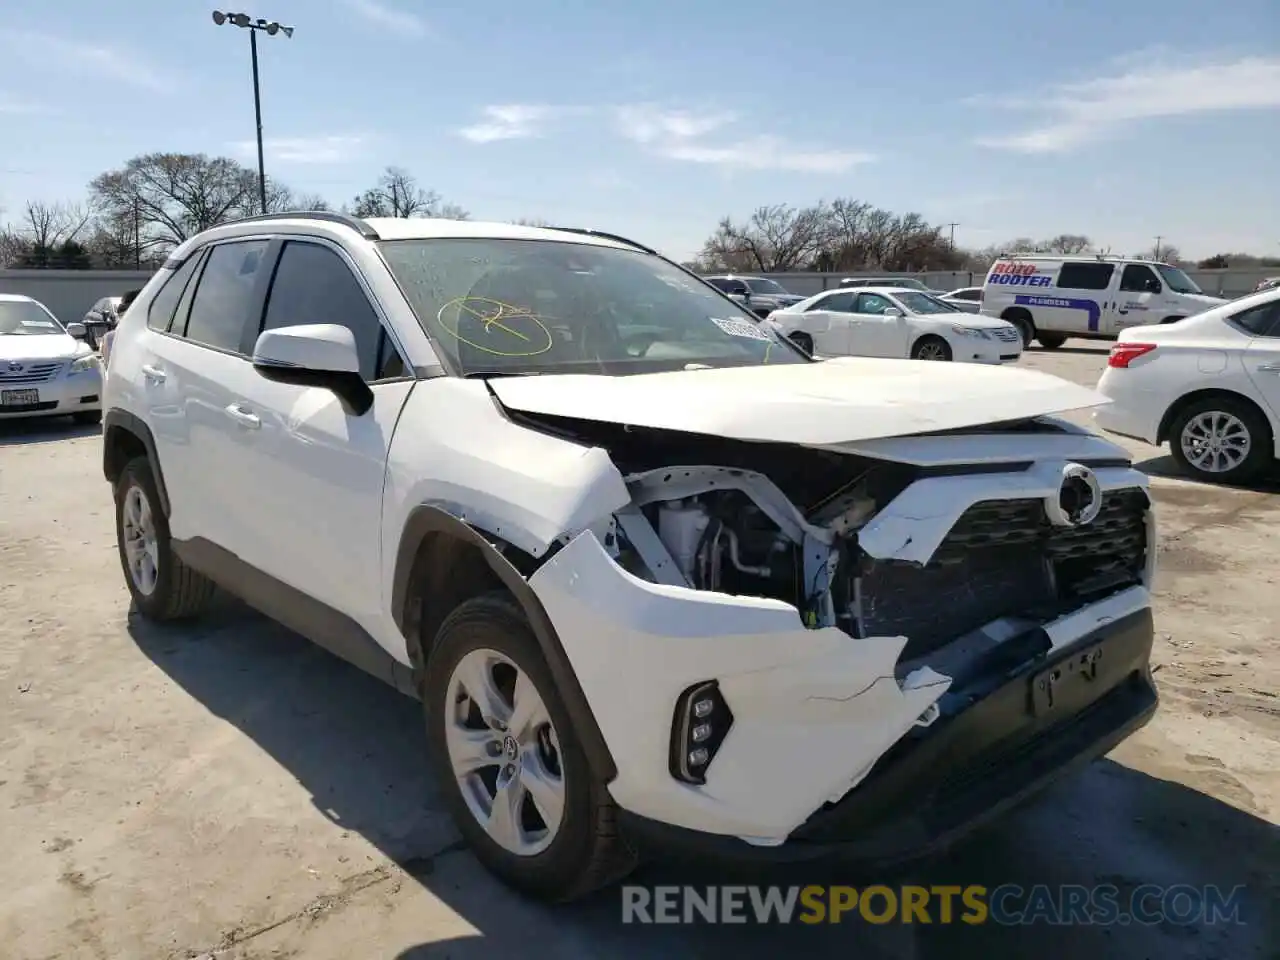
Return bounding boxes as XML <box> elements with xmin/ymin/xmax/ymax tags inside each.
<box><xmin>0</xmin><ymin>270</ymin><xmax>156</xmax><ymax>325</ymax></box>
<box><xmin>722</xmin><ymin>268</ymin><xmax>1275</xmax><ymax>299</ymax></box>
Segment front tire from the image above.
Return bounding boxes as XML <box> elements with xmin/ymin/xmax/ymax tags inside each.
<box><xmin>424</xmin><ymin>592</ymin><xmax>636</xmax><ymax>902</ymax></box>
<box><xmin>1168</xmin><ymin>396</ymin><xmax>1273</xmax><ymax>485</ymax></box>
<box><xmin>114</xmin><ymin>457</ymin><xmax>217</xmax><ymax>620</ymax></box>
<box><xmin>1036</xmin><ymin>333</ymin><xmax>1067</xmax><ymax>349</ymax></box>
<box><xmin>911</xmin><ymin>335</ymin><xmax>953</xmax><ymax>361</ymax></box>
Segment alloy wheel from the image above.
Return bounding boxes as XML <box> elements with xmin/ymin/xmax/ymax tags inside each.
<box><xmin>1179</xmin><ymin>411</ymin><xmax>1252</xmax><ymax>474</ymax></box>
<box><xmin>445</xmin><ymin>648</ymin><xmax>566</xmax><ymax>856</ymax></box>
<box><xmin>121</xmin><ymin>485</ymin><xmax>160</xmax><ymax>596</ymax></box>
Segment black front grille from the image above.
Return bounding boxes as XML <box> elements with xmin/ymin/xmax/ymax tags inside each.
<box><xmin>858</xmin><ymin>488</ymin><xmax>1148</xmax><ymax>658</ymax></box>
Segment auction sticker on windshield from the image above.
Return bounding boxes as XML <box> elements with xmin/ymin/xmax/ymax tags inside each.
<box><xmin>711</xmin><ymin>317</ymin><xmax>771</xmax><ymax>341</ymax></box>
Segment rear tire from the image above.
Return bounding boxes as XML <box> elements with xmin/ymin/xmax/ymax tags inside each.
<box><xmin>911</xmin><ymin>335</ymin><xmax>953</xmax><ymax>361</ymax></box>
<box><xmin>424</xmin><ymin>592</ymin><xmax>637</xmax><ymax>902</ymax></box>
<box><xmin>1036</xmin><ymin>333</ymin><xmax>1067</xmax><ymax>349</ymax></box>
<box><xmin>114</xmin><ymin>457</ymin><xmax>217</xmax><ymax>620</ymax></box>
<box><xmin>789</xmin><ymin>332</ymin><xmax>814</xmax><ymax>354</ymax></box>
<box><xmin>1167</xmin><ymin>395</ymin><xmax>1273</xmax><ymax>485</ymax></box>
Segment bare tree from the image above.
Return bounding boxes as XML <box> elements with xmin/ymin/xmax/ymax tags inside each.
<box><xmin>698</xmin><ymin>203</ymin><xmax>830</xmax><ymax>272</ymax></box>
<box><xmin>18</xmin><ymin>201</ymin><xmax>91</xmax><ymax>248</ymax></box>
<box><xmin>1043</xmin><ymin>234</ymin><xmax>1093</xmax><ymax>255</ymax></box>
<box><xmin>511</xmin><ymin>217</ymin><xmax>554</xmax><ymax>227</ymax></box>
<box><xmin>88</xmin><ymin>153</ymin><xmax>272</xmax><ymax>253</ymax></box>
<box><xmin>350</xmin><ymin>166</ymin><xmax>468</xmax><ymax>219</ymax></box>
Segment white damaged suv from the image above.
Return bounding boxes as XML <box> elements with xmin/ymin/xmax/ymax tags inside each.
<box><xmin>102</xmin><ymin>213</ymin><xmax>1158</xmax><ymax>901</ymax></box>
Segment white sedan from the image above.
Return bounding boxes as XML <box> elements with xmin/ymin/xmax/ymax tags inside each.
<box><xmin>0</xmin><ymin>294</ymin><xmax>103</xmax><ymax>425</ymax></box>
<box><xmin>1093</xmin><ymin>285</ymin><xmax>1280</xmax><ymax>484</ymax></box>
<box><xmin>767</xmin><ymin>286</ymin><xmax>1023</xmax><ymax>363</ymax></box>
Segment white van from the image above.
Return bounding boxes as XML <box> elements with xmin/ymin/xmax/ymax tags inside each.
<box><xmin>981</xmin><ymin>255</ymin><xmax>1227</xmax><ymax>349</ymax></box>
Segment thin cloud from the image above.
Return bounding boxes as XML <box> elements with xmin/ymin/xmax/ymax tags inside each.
<box><xmin>614</xmin><ymin>104</ymin><xmax>874</xmax><ymax>173</ymax></box>
<box><xmin>456</xmin><ymin>105</ymin><xmax>559</xmax><ymax>143</ymax></box>
<box><xmin>232</xmin><ymin>135</ymin><xmax>367</xmax><ymax>164</ymax></box>
<box><xmin>0</xmin><ymin>94</ymin><xmax>44</xmax><ymax>115</ymax></box>
<box><xmin>341</xmin><ymin>0</ymin><xmax>429</xmax><ymax>38</ymax></box>
<box><xmin>974</xmin><ymin>53</ymin><xmax>1280</xmax><ymax>153</ymax></box>
<box><xmin>0</xmin><ymin>30</ymin><xmax>171</xmax><ymax>92</ymax></box>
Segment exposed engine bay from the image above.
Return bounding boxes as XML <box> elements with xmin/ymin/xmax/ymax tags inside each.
<box><xmin>507</xmin><ymin>407</ymin><xmax>1151</xmax><ymax>663</ymax></box>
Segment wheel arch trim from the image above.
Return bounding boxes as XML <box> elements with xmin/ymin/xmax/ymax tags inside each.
<box><xmin>103</xmin><ymin>409</ymin><xmax>171</xmax><ymax>517</ymax></box>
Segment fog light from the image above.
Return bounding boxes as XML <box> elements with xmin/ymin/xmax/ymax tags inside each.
<box><xmin>669</xmin><ymin>680</ymin><xmax>734</xmax><ymax>784</ymax></box>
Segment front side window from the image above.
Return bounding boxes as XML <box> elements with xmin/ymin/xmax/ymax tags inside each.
<box><xmin>0</xmin><ymin>299</ymin><xmax>64</xmax><ymax>336</ymax></box>
<box><xmin>377</xmin><ymin>238</ymin><xmax>807</xmax><ymax>376</ymax></box>
<box><xmin>1119</xmin><ymin>264</ymin><xmax>1160</xmax><ymax>293</ymax></box>
<box><xmin>1156</xmin><ymin>263</ymin><xmax>1203</xmax><ymax>295</ymax></box>
<box><xmin>261</xmin><ymin>241</ymin><xmax>402</xmax><ymax>381</ymax></box>
<box><xmin>856</xmin><ymin>293</ymin><xmax>895</xmax><ymax>315</ymax></box>
<box><xmin>952</xmin><ymin>288</ymin><xmax>981</xmax><ymax>301</ymax></box>
<box><xmin>182</xmin><ymin>240</ymin><xmax>270</xmax><ymax>352</ymax></box>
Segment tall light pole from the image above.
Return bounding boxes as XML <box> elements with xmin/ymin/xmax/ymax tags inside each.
<box><xmin>211</xmin><ymin>10</ymin><xmax>294</xmax><ymax>215</ymax></box>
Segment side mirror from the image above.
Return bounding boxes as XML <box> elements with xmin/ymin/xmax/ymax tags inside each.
<box><xmin>883</xmin><ymin>307</ymin><xmax>904</xmax><ymax>320</ymax></box>
<box><xmin>251</xmin><ymin>323</ymin><xmax>373</xmax><ymax>415</ymax></box>
<box><xmin>66</xmin><ymin>322</ymin><xmax>87</xmax><ymax>339</ymax></box>
<box><xmin>1145</xmin><ymin>279</ymin><xmax>1162</xmax><ymax>294</ymax></box>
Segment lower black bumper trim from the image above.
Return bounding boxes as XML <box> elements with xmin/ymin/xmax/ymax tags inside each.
<box><xmin>620</xmin><ymin>606</ymin><xmax>1157</xmax><ymax>867</ymax></box>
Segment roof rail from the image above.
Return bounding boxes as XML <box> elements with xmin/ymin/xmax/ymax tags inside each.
<box><xmin>548</xmin><ymin>226</ymin><xmax>657</xmax><ymax>256</ymax></box>
<box><xmin>222</xmin><ymin>210</ymin><xmax>380</xmax><ymax>239</ymax></box>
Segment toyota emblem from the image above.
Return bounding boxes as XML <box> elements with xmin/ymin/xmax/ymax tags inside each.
<box><xmin>6</xmin><ymin>362</ymin><xmax>22</xmax><ymax>373</ymax></box>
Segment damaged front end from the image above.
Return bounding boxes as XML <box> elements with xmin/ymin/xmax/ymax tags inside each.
<box><xmin>515</xmin><ymin>410</ymin><xmax>1158</xmax><ymax>851</ymax></box>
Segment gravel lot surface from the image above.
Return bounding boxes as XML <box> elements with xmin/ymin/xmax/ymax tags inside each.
<box><xmin>2</xmin><ymin>342</ymin><xmax>1277</xmax><ymax>959</ymax></box>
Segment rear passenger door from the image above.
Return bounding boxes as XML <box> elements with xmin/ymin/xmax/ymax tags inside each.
<box><xmin>1239</xmin><ymin>299</ymin><xmax>1280</xmax><ymax>429</ymax></box>
<box><xmin>228</xmin><ymin>238</ymin><xmax>415</xmax><ymax>640</ymax></box>
<box><xmin>138</xmin><ymin>238</ymin><xmax>273</xmax><ymax>546</ymax></box>
<box><xmin>1049</xmin><ymin>262</ymin><xmax>1116</xmax><ymax>335</ymax></box>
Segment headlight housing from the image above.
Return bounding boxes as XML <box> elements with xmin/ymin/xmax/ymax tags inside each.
<box><xmin>951</xmin><ymin>325</ymin><xmax>991</xmax><ymax>339</ymax></box>
<box><xmin>69</xmin><ymin>354</ymin><xmax>100</xmax><ymax>374</ymax></box>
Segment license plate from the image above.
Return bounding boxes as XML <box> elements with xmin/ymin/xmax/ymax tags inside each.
<box><xmin>1</xmin><ymin>389</ymin><xmax>39</xmax><ymax>406</ymax></box>
<box><xmin>1030</xmin><ymin>643</ymin><xmax>1105</xmax><ymax>716</ymax></box>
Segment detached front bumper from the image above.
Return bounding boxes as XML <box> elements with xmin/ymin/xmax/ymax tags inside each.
<box><xmin>0</xmin><ymin>367</ymin><xmax>102</xmax><ymax>419</ymax></box>
<box><xmin>527</xmin><ymin>529</ymin><xmax>1156</xmax><ymax>850</ymax></box>
<box><xmin>623</xmin><ymin>605</ymin><xmax>1156</xmax><ymax>866</ymax></box>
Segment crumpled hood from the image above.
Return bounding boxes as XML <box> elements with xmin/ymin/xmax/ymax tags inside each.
<box><xmin>489</xmin><ymin>357</ymin><xmax>1109</xmax><ymax>447</ymax></box>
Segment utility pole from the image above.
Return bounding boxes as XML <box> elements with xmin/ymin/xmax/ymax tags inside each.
<box><xmin>947</xmin><ymin>223</ymin><xmax>959</xmax><ymax>249</ymax></box>
<box><xmin>132</xmin><ymin>195</ymin><xmax>141</xmax><ymax>269</ymax></box>
<box><xmin>1153</xmin><ymin>235</ymin><xmax>1163</xmax><ymax>260</ymax></box>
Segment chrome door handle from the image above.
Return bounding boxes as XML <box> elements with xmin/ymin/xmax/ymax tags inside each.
<box><xmin>224</xmin><ymin>403</ymin><xmax>261</xmax><ymax>429</ymax></box>
<box><xmin>1257</xmin><ymin>363</ymin><xmax>1280</xmax><ymax>373</ymax></box>
<box><xmin>141</xmin><ymin>363</ymin><xmax>166</xmax><ymax>382</ymax></box>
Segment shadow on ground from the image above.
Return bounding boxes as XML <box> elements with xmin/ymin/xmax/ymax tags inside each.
<box><xmin>0</xmin><ymin>418</ymin><xmax>100</xmax><ymax>447</ymax></box>
<box><xmin>129</xmin><ymin>605</ymin><xmax>1278</xmax><ymax>960</ymax></box>
<box><xmin>1026</xmin><ymin>345</ymin><xmax>1110</xmax><ymax>356</ymax></box>
<box><xmin>1134</xmin><ymin>453</ymin><xmax>1280</xmax><ymax>493</ymax></box>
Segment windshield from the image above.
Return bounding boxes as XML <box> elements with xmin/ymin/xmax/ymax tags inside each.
<box><xmin>0</xmin><ymin>300</ymin><xmax>66</xmax><ymax>336</ymax></box>
<box><xmin>895</xmin><ymin>292</ymin><xmax>960</xmax><ymax>315</ymax></box>
<box><xmin>745</xmin><ymin>278</ymin><xmax>789</xmax><ymax>295</ymax></box>
<box><xmin>378</xmin><ymin>239</ymin><xmax>808</xmax><ymax>376</ymax></box>
<box><xmin>883</xmin><ymin>278</ymin><xmax>929</xmax><ymax>291</ymax></box>
<box><xmin>1155</xmin><ymin>264</ymin><xmax>1203</xmax><ymax>295</ymax></box>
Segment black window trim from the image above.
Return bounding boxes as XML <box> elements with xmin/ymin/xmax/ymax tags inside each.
<box><xmin>1225</xmin><ymin>298</ymin><xmax>1280</xmax><ymax>338</ymax></box>
<box><xmin>1056</xmin><ymin>261</ymin><xmax>1116</xmax><ymax>292</ymax></box>
<box><xmin>147</xmin><ymin>248</ymin><xmax>206</xmax><ymax>333</ymax></box>
<box><xmin>256</xmin><ymin>235</ymin><xmax>414</xmax><ymax>384</ymax></box>
<box><xmin>154</xmin><ymin>235</ymin><xmax>278</xmax><ymax>359</ymax></box>
<box><xmin>806</xmin><ymin>291</ymin><xmax>853</xmax><ymax>312</ymax></box>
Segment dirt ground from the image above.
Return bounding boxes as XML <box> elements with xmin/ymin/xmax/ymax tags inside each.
<box><xmin>1</xmin><ymin>342</ymin><xmax>1277</xmax><ymax>960</ymax></box>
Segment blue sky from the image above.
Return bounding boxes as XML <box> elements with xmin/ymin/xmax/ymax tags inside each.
<box><xmin>1</xmin><ymin>0</ymin><xmax>1277</xmax><ymax>261</ymax></box>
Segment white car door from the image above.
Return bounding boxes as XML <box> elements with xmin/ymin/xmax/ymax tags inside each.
<box><xmin>228</xmin><ymin>238</ymin><xmax>415</xmax><ymax>642</ymax></box>
<box><xmin>139</xmin><ymin>238</ymin><xmax>274</xmax><ymax>548</ymax></box>
<box><xmin>848</xmin><ymin>293</ymin><xmax>910</xmax><ymax>357</ymax></box>
<box><xmin>1240</xmin><ymin>300</ymin><xmax>1280</xmax><ymax>427</ymax></box>
<box><xmin>1114</xmin><ymin>263</ymin><xmax>1164</xmax><ymax>331</ymax></box>
<box><xmin>801</xmin><ymin>290</ymin><xmax>858</xmax><ymax>354</ymax></box>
